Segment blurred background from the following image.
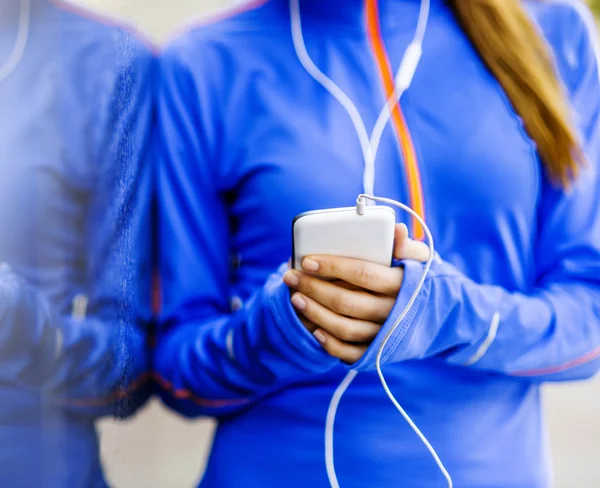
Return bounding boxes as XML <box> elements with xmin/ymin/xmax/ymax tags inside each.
<box><xmin>65</xmin><ymin>1</ymin><xmax>600</xmax><ymax>487</ymax></box>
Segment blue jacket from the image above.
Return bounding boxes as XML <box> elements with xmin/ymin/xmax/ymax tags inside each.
<box><xmin>0</xmin><ymin>1</ymin><xmax>154</xmax><ymax>486</ymax></box>
<box><xmin>156</xmin><ymin>0</ymin><xmax>600</xmax><ymax>486</ymax></box>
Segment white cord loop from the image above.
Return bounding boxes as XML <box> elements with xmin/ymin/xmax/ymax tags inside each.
<box><xmin>324</xmin><ymin>194</ymin><xmax>451</xmax><ymax>488</ymax></box>
<box><xmin>359</xmin><ymin>195</ymin><xmax>452</xmax><ymax>488</ymax></box>
<box><xmin>290</xmin><ymin>0</ymin><xmax>452</xmax><ymax>486</ymax></box>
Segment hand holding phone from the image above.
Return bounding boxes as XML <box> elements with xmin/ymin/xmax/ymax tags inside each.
<box><xmin>285</xmin><ymin>205</ymin><xmax>429</xmax><ymax>363</ymax></box>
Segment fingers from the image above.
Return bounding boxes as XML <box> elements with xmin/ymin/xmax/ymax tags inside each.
<box><xmin>290</xmin><ymin>292</ymin><xmax>380</xmax><ymax>343</ymax></box>
<box><xmin>393</xmin><ymin>223</ymin><xmax>430</xmax><ymax>262</ymax></box>
<box><xmin>293</xmin><ymin>292</ymin><xmax>373</xmax><ymax>364</ymax></box>
<box><xmin>297</xmin><ymin>256</ymin><xmax>404</xmax><ymax>296</ymax></box>
<box><xmin>297</xmin><ymin>313</ymin><xmax>318</xmax><ymax>333</ymax></box>
<box><xmin>331</xmin><ymin>280</ymin><xmax>363</xmax><ymax>292</ymax></box>
<box><xmin>284</xmin><ymin>271</ymin><xmax>395</xmax><ymax>323</ymax></box>
<box><xmin>313</xmin><ymin>328</ymin><xmax>368</xmax><ymax>364</ymax></box>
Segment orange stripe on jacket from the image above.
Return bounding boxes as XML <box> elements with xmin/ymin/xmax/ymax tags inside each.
<box><xmin>513</xmin><ymin>346</ymin><xmax>600</xmax><ymax>377</ymax></box>
<box><xmin>153</xmin><ymin>374</ymin><xmax>251</xmax><ymax>408</ymax></box>
<box><xmin>365</xmin><ymin>0</ymin><xmax>426</xmax><ymax>240</ymax></box>
<box><xmin>60</xmin><ymin>373</ymin><xmax>251</xmax><ymax>409</ymax></box>
<box><xmin>58</xmin><ymin>372</ymin><xmax>153</xmax><ymax>408</ymax></box>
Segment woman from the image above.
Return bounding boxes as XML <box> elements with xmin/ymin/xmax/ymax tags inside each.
<box><xmin>0</xmin><ymin>0</ymin><xmax>154</xmax><ymax>486</ymax></box>
<box><xmin>156</xmin><ymin>0</ymin><xmax>600</xmax><ymax>486</ymax></box>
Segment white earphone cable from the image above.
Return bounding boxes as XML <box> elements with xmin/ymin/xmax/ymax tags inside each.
<box><xmin>323</xmin><ymin>368</ymin><xmax>358</xmax><ymax>488</ymax></box>
<box><xmin>359</xmin><ymin>194</ymin><xmax>452</xmax><ymax>488</ymax></box>
<box><xmin>289</xmin><ymin>1</ymin><xmax>451</xmax><ymax>487</ymax></box>
<box><xmin>290</xmin><ymin>0</ymin><xmax>428</xmax><ymax>196</ymax></box>
<box><xmin>0</xmin><ymin>0</ymin><xmax>31</xmax><ymax>84</ymax></box>
<box><xmin>289</xmin><ymin>0</ymin><xmax>374</xmax><ymax>191</ymax></box>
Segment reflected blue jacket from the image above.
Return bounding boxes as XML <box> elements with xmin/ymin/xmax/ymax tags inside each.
<box><xmin>0</xmin><ymin>1</ymin><xmax>154</xmax><ymax>486</ymax></box>
<box><xmin>156</xmin><ymin>0</ymin><xmax>600</xmax><ymax>487</ymax></box>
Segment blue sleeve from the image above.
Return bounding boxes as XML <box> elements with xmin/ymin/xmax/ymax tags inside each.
<box><xmin>155</xmin><ymin>43</ymin><xmax>338</xmax><ymax>418</ymax></box>
<box><xmin>0</xmin><ymin>38</ymin><xmax>155</xmax><ymax>418</ymax></box>
<box><xmin>354</xmin><ymin>4</ymin><xmax>600</xmax><ymax>382</ymax></box>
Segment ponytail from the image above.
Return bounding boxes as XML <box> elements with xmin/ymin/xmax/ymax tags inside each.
<box><xmin>449</xmin><ymin>0</ymin><xmax>583</xmax><ymax>187</ymax></box>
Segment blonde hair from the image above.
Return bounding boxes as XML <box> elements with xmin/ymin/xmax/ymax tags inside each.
<box><xmin>450</xmin><ymin>0</ymin><xmax>584</xmax><ymax>187</ymax></box>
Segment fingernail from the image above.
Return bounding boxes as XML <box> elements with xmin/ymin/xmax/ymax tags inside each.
<box><xmin>313</xmin><ymin>329</ymin><xmax>327</xmax><ymax>345</ymax></box>
<box><xmin>283</xmin><ymin>271</ymin><xmax>299</xmax><ymax>287</ymax></box>
<box><xmin>291</xmin><ymin>293</ymin><xmax>306</xmax><ymax>311</ymax></box>
<box><xmin>302</xmin><ymin>258</ymin><xmax>319</xmax><ymax>272</ymax></box>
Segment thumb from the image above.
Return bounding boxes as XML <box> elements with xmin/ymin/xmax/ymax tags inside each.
<box><xmin>393</xmin><ymin>223</ymin><xmax>409</xmax><ymax>258</ymax></box>
<box><xmin>393</xmin><ymin>224</ymin><xmax>430</xmax><ymax>263</ymax></box>
<box><xmin>394</xmin><ymin>223</ymin><xmax>409</xmax><ymax>246</ymax></box>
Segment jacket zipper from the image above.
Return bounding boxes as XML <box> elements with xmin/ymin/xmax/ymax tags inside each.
<box><xmin>364</xmin><ymin>0</ymin><xmax>426</xmax><ymax>240</ymax></box>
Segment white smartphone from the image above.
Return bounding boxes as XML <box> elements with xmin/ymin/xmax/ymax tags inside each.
<box><xmin>292</xmin><ymin>205</ymin><xmax>396</xmax><ymax>270</ymax></box>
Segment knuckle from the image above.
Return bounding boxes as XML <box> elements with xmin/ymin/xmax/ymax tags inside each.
<box><xmin>321</xmin><ymin>259</ymin><xmax>335</xmax><ymax>275</ymax></box>
<box><xmin>337</xmin><ymin>324</ymin><xmax>356</xmax><ymax>343</ymax></box>
<box><xmin>299</xmin><ymin>276</ymin><xmax>314</xmax><ymax>295</ymax></box>
<box><xmin>354</xmin><ymin>265</ymin><xmax>377</xmax><ymax>287</ymax></box>
<box><xmin>332</xmin><ymin>293</ymin><xmax>354</xmax><ymax>316</ymax></box>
